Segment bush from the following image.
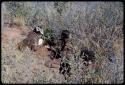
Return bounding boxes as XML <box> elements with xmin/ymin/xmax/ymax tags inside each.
<box><xmin>44</xmin><ymin>25</ymin><xmax>54</xmax><ymax>41</ymax></box>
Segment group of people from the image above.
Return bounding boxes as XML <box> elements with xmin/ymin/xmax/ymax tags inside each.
<box><xmin>26</xmin><ymin>26</ymin><xmax>95</xmax><ymax>78</ymax></box>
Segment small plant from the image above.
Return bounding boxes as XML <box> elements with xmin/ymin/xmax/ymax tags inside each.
<box><xmin>43</xmin><ymin>25</ymin><xmax>54</xmax><ymax>41</ymax></box>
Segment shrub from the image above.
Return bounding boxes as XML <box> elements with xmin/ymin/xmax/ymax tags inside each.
<box><xmin>44</xmin><ymin>25</ymin><xmax>54</xmax><ymax>41</ymax></box>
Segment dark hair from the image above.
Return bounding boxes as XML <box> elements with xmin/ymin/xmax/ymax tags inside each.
<box><xmin>61</xmin><ymin>30</ymin><xmax>70</xmax><ymax>39</ymax></box>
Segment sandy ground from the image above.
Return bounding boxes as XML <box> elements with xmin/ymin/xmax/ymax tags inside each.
<box><xmin>2</xmin><ymin>26</ymin><xmax>65</xmax><ymax>84</ymax></box>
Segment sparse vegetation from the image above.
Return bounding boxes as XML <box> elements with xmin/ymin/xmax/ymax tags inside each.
<box><xmin>54</xmin><ymin>2</ymin><xmax>66</xmax><ymax>16</ymax></box>
<box><xmin>2</xmin><ymin>1</ymin><xmax>123</xmax><ymax>84</ymax></box>
<box><xmin>44</xmin><ymin>25</ymin><xmax>54</xmax><ymax>41</ymax></box>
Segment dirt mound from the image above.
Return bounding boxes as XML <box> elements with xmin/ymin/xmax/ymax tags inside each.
<box><xmin>2</xmin><ymin>26</ymin><xmax>29</xmax><ymax>43</ymax></box>
<box><xmin>35</xmin><ymin>46</ymin><xmax>50</xmax><ymax>58</ymax></box>
<box><xmin>2</xmin><ymin>27</ymin><xmax>24</xmax><ymax>50</ymax></box>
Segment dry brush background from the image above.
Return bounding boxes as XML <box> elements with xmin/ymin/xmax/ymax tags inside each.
<box><xmin>1</xmin><ymin>1</ymin><xmax>124</xmax><ymax>84</ymax></box>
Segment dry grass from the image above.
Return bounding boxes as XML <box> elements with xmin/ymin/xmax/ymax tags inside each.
<box><xmin>1</xmin><ymin>1</ymin><xmax>123</xmax><ymax>84</ymax></box>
